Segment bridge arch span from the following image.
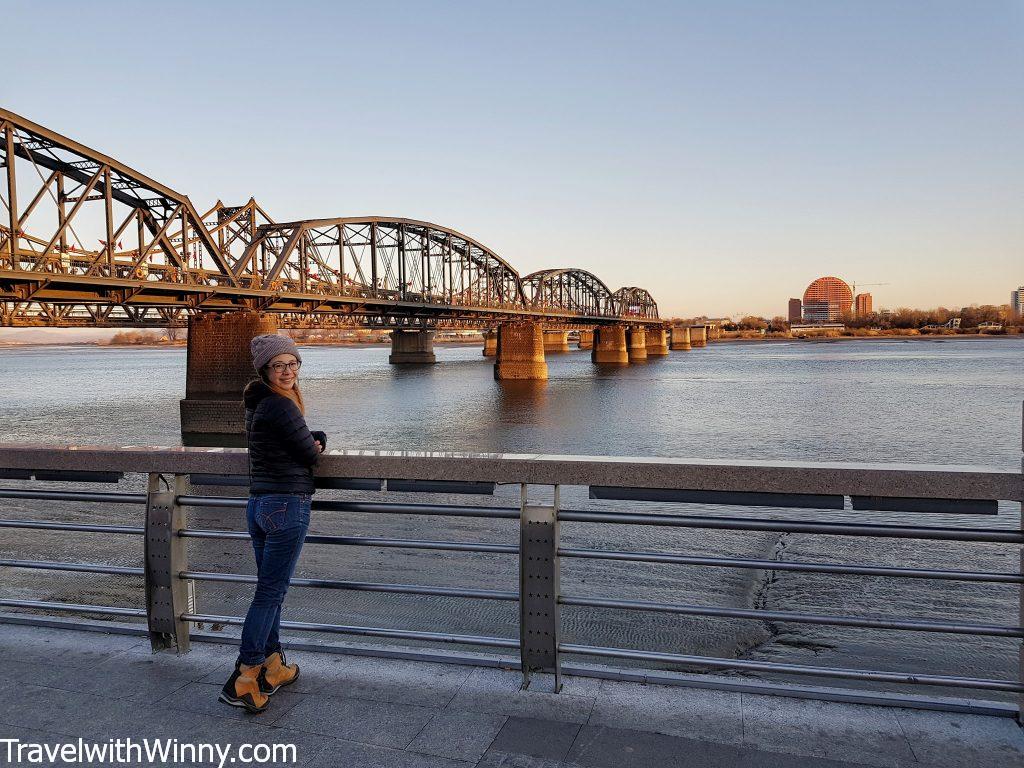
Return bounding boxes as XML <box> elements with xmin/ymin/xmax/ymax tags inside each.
<box><xmin>522</xmin><ymin>268</ymin><xmax>617</xmax><ymax>318</ymax></box>
<box><xmin>240</xmin><ymin>216</ymin><xmax>527</xmax><ymax>309</ymax></box>
<box><xmin>611</xmin><ymin>287</ymin><xmax>660</xmax><ymax>320</ymax></box>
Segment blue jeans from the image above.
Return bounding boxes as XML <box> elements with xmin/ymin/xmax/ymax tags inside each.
<box><xmin>238</xmin><ymin>493</ymin><xmax>311</xmax><ymax>666</ymax></box>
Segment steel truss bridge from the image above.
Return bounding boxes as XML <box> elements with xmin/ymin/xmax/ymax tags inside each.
<box><xmin>0</xmin><ymin>108</ymin><xmax>660</xmax><ymax>329</ymax></box>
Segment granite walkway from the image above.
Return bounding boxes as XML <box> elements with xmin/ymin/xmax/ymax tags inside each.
<box><xmin>0</xmin><ymin>622</ymin><xmax>1021</xmax><ymax>767</ymax></box>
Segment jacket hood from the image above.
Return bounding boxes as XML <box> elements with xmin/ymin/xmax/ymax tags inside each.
<box><xmin>243</xmin><ymin>378</ymin><xmax>274</xmax><ymax>409</ymax></box>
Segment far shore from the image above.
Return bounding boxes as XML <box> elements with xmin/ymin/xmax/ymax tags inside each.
<box><xmin>709</xmin><ymin>332</ymin><xmax>1019</xmax><ymax>344</ymax></box>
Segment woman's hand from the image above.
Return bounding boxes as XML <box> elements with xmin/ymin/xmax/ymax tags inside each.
<box><xmin>311</xmin><ymin>430</ymin><xmax>327</xmax><ymax>454</ymax></box>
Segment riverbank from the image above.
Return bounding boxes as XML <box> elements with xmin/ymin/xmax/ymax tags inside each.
<box><xmin>711</xmin><ymin>332</ymin><xmax>1020</xmax><ymax>345</ymax></box>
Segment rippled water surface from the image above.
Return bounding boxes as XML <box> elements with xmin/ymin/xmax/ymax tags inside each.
<box><xmin>1</xmin><ymin>337</ymin><xmax>1021</xmax><ymax>700</ymax></box>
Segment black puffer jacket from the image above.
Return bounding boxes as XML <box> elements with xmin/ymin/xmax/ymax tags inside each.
<box><xmin>243</xmin><ymin>379</ymin><xmax>327</xmax><ymax>495</ymax></box>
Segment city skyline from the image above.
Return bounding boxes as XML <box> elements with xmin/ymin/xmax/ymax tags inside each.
<box><xmin>1</xmin><ymin>1</ymin><xmax>1021</xmax><ymax>317</ymax></box>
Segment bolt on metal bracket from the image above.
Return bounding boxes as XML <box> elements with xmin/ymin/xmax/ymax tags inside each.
<box><xmin>145</xmin><ymin>473</ymin><xmax>191</xmax><ymax>654</ymax></box>
<box><xmin>519</xmin><ymin>484</ymin><xmax>561</xmax><ymax>692</ymax></box>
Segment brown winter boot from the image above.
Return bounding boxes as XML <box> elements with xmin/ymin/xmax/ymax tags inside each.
<box><xmin>219</xmin><ymin>662</ymin><xmax>269</xmax><ymax>713</ymax></box>
<box><xmin>260</xmin><ymin>650</ymin><xmax>300</xmax><ymax>695</ymax></box>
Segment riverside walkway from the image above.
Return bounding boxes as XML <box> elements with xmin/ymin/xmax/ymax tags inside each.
<box><xmin>1</xmin><ymin>620</ymin><xmax>1021</xmax><ymax>768</ymax></box>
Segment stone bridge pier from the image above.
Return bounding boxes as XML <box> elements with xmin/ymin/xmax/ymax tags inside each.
<box><xmin>627</xmin><ymin>327</ymin><xmax>648</xmax><ymax>362</ymax></box>
<box><xmin>671</xmin><ymin>326</ymin><xmax>692</xmax><ymax>350</ymax></box>
<box><xmin>645</xmin><ymin>327</ymin><xmax>669</xmax><ymax>356</ymax></box>
<box><xmin>577</xmin><ymin>329</ymin><xmax>594</xmax><ymax>349</ymax></box>
<box><xmin>690</xmin><ymin>325</ymin><xmax>708</xmax><ymax>347</ymax></box>
<box><xmin>180</xmin><ymin>311</ymin><xmax>278</xmax><ymax>447</ymax></box>
<box><xmin>494</xmin><ymin>322</ymin><xmax>548</xmax><ymax>380</ymax></box>
<box><xmin>389</xmin><ymin>330</ymin><xmax>436</xmax><ymax>364</ymax></box>
<box><xmin>482</xmin><ymin>329</ymin><xmax>498</xmax><ymax>357</ymax></box>
<box><xmin>542</xmin><ymin>329</ymin><xmax>570</xmax><ymax>352</ymax></box>
<box><xmin>591</xmin><ymin>326</ymin><xmax>628</xmax><ymax>364</ymax></box>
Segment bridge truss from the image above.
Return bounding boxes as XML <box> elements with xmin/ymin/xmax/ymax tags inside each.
<box><xmin>0</xmin><ymin>108</ymin><xmax>660</xmax><ymax>329</ymax></box>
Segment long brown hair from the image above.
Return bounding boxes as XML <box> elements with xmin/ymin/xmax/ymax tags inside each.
<box><xmin>261</xmin><ymin>372</ymin><xmax>306</xmax><ymax>416</ymax></box>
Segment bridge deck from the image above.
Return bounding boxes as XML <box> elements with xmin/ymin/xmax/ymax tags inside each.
<box><xmin>1</xmin><ymin>621</ymin><xmax>1020</xmax><ymax>768</ymax></box>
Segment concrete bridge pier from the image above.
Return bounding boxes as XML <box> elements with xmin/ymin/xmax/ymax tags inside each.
<box><xmin>482</xmin><ymin>329</ymin><xmax>498</xmax><ymax>357</ymax></box>
<box><xmin>670</xmin><ymin>326</ymin><xmax>692</xmax><ymax>351</ymax></box>
<box><xmin>542</xmin><ymin>329</ymin><xmax>570</xmax><ymax>352</ymax></box>
<box><xmin>577</xmin><ymin>329</ymin><xmax>594</xmax><ymax>349</ymax></box>
<box><xmin>494</xmin><ymin>322</ymin><xmax>548</xmax><ymax>380</ymax></box>
<box><xmin>180</xmin><ymin>311</ymin><xmax>278</xmax><ymax>447</ymax></box>
<box><xmin>690</xmin><ymin>325</ymin><xmax>708</xmax><ymax>348</ymax></box>
<box><xmin>591</xmin><ymin>326</ymin><xmax>629</xmax><ymax>365</ymax></box>
<box><xmin>389</xmin><ymin>330</ymin><xmax>436</xmax><ymax>364</ymax></box>
<box><xmin>645</xmin><ymin>327</ymin><xmax>669</xmax><ymax>356</ymax></box>
<box><xmin>627</xmin><ymin>327</ymin><xmax>648</xmax><ymax>362</ymax></box>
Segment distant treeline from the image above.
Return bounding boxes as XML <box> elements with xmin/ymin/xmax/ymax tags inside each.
<box><xmin>105</xmin><ymin>330</ymin><xmax>185</xmax><ymax>345</ymax></box>
<box><xmin>674</xmin><ymin>304</ymin><xmax>1016</xmax><ymax>332</ymax></box>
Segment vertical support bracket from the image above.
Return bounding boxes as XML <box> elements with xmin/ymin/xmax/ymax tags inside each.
<box><xmin>1018</xmin><ymin>400</ymin><xmax>1023</xmax><ymax>727</ymax></box>
<box><xmin>145</xmin><ymin>473</ymin><xmax>191</xmax><ymax>654</ymax></box>
<box><xmin>519</xmin><ymin>484</ymin><xmax>561</xmax><ymax>692</ymax></box>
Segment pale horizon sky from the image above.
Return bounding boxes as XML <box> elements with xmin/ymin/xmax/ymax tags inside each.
<box><xmin>3</xmin><ymin>1</ymin><xmax>1021</xmax><ymax>317</ymax></box>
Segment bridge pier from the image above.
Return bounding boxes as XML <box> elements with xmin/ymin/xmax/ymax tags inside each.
<box><xmin>577</xmin><ymin>329</ymin><xmax>594</xmax><ymax>349</ymax></box>
<box><xmin>482</xmin><ymin>329</ymin><xmax>498</xmax><ymax>357</ymax></box>
<box><xmin>627</xmin><ymin>327</ymin><xmax>648</xmax><ymax>362</ymax></box>
<box><xmin>494</xmin><ymin>322</ymin><xmax>548</xmax><ymax>380</ymax></box>
<box><xmin>645</xmin><ymin>327</ymin><xmax>669</xmax><ymax>356</ymax></box>
<box><xmin>591</xmin><ymin>326</ymin><xmax>629</xmax><ymax>365</ymax></box>
<box><xmin>543</xmin><ymin>330</ymin><xmax>570</xmax><ymax>353</ymax></box>
<box><xmin>670</xmin><ymin>326</ymin><xmax>691</xmax><ymax>351</ymax></box>
<box><xmin>690</xmin><ymin>325</ymin><xmax>708</xmax><ymax>348</ymax></box>
<box><xmin>389</xmin><ymin>330</ymin><xmax>436</xmax><ymax>364</ymax></box>
<box><xmin>180</xmin><ymin>312</ymin><xmax>278</xmax><ymax>447</ymax></box>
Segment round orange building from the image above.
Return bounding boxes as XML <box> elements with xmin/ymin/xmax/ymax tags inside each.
<box><xmin>802</xmin><ymin>276</ymin><xmax>853</xmax><ymax>322</ymax></box>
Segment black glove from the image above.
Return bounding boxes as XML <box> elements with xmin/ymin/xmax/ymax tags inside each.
<box><xmin>311</xmin><ymin>430</ymin><xmax>327</xmax><ymax>452</ymax></box>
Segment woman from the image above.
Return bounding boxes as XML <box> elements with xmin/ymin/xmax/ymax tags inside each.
<box><xmin>219</xmin><ymin>333</ymin><xmax>326</xmax><ymax>714</ymax></box>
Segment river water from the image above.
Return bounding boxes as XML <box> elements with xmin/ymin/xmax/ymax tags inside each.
<box><xmin>0</xmin><ymin>337</ymin><xmax>1021</xmax><ymax>700</ymax></box>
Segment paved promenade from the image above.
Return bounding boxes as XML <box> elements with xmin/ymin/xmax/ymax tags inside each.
<box><xmin>0</xmin><ymin>622</ymin><xmax>1021</xmax><ymax>768</ymax></box>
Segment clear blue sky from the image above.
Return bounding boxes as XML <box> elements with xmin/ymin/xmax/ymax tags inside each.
<box><xmin>3</xmin><ymin>1</ymin><xmax>1021</xmax><ymax>317</ymax></box>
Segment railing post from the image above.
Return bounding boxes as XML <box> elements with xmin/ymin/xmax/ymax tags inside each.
<box><xmin>145</xmin><ymin>473</ymin><xmax>191</xmax><ymax>653</ymax></box>
<box><xmin>519</xmin><ymin>483</ymin><xmax>562</xmax><ymax>692</ymax></box>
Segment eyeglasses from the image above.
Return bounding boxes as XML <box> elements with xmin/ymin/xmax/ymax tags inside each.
<box><xmin>267</xmin><ymin>361</ymin><xmax>301</xmax><ymax>374</ymax></box>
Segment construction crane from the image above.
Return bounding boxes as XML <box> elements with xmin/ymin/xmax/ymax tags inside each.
<box><xmin>851</xmin><ymin>281</ymin><xmax>889</xmax><ymax>295</ymax></box>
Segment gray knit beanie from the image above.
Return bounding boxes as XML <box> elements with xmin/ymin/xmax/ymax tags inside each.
<box><xmin>251</xmin><ymin>333</ymin><xmax>302</xmax><ymax>372</ymax></box>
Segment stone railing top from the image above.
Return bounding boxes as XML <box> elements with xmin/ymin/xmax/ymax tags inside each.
<box><xmin>0</xmin><ymin>444</ymin><xmax>1020</xmax><ymax>501</ymax></box>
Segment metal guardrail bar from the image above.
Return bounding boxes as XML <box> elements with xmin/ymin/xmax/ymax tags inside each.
<box><xmin>557</xmin><ymin>547</ymin><xmax>1024</xmax><ymax>583</ymax></box>
<box><xmin>0</xmin><ymin>489</ymin><xmax>146</xmax><ymax>504</ymax></box>
<box><xmin>558</xmin><ymin>509</ymin><xmax>1024</xmax><ymax>543</ymax></box>
<box><xmin>558</xmin><ymin>595</ymin><xmax>1024</xmax><ymax>638</ymax></box>
<box><xmin>177</xmin><ymin>496</ymin><xmax>521</xmax><ymax>519</ymax></box>
<box><xmin>0</xmin><ymin>558</ymin><xmax>144</xmax><ymax>576</ymax></box>
<box><xmin>181</xmin><ymin>571</ymin><xmax>518</xmax><ymax>601</ymax></box>
<box><xmin>559</xmin><ymin>643</ymin><xmax>1024</xmax><ymax>693</ymax></box>
<box><xmin>1</xmin><ymin>445</ymin><xmax>1018</xmax><ymax>501</ymax></box>
<box><xmin>182</xmin><ymin>612</ymin><xmax>519</xmax><ymax>649</ymax></box>
<box><xmin>0</xmin><ymin>519</ymin><xmax>145</xmax><ymax>535</ymax></box>
<box><xmin>178</xmin><ymin>528</ymin><xmax>519</xmax><ymax>554</ymax></box>
<box><xmin>0</xmin><ymin>599</ymin><xmax>147</xmax><ymax>618</ymax></box>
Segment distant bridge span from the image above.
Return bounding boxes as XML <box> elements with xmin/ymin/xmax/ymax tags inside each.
<box><xmin>0</xmin><ymin>108</ymin><xmax>660</xmax><ymax>329</ymax></box>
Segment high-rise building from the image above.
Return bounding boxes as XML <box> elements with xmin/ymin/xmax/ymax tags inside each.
<box><xmin>788</xmin><ymin>298</ymin><xmax>802</xmax><ymax>323</ymax></box>
<box><xmin>1012</xmin><ymin>287</ymin><xmax>1024</xmax><ymax>318</ymax></box>
<box><xmin>854</xmin><ymin>293</ymin><xmax>873</xmax><ymax>316</ymax></box>
<box><xmin>802</xmin><ymin>277</ymin><xmax>853</xmax><ymax>322</ymax></box>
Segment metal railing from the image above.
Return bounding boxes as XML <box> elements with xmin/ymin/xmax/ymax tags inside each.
<box><xmin>0</xmin><ymin>424</ymin><xmax>1021</xmax><ymax>722</ymax></box>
